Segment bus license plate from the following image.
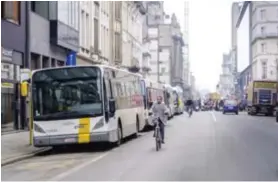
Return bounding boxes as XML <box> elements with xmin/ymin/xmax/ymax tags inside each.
<box><xmin>64</xmin><ymin>138</ymin><xmax>76</xmax><ymax>143</ymax></box>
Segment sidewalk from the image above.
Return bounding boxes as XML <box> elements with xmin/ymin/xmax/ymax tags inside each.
<box><xmin>1</xmin><ymin>131</ymin><xmax>50</xmax><ymax>166</ymax></box>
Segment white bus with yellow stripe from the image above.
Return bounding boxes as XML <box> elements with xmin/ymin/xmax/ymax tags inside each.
<box><xmin>30</xmin><ymin>65</ymin><xmax>145</xmax><ymax>147</ymax></box>
<box><xmin>141</xmin><ymin>79</ymin><xmax>166</xmax><ymax>129</ymax></box>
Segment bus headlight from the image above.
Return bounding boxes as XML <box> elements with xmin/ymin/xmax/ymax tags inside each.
<box><xmin>34</xmin><ymin>123</ymin><xmax>46</xmax><ymax>133</ymax></box>
<box><xmin>93</xmin><ymin>118</ymin><xmax>104</xmax><ymax>130</ymax></box>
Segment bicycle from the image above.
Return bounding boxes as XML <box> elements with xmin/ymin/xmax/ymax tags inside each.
<box><xmin>187</xmin><ymin>106</ymin><xmax>193</xmax><ymax>117</ymax></box>
<box><xmin>153</xmin><ymin>118</ymin><xmax>162</xmax><ymax>151</ymax></box>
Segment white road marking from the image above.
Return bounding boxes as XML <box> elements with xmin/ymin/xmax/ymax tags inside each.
<box><xmin>210</xmin><ymin>111</ymin><xmax>217</xmax><ymax>122</ymax></box>
<box><xmin>49</xmin><ymin>152</ymin><xmax>109</xmax><ymax>181</ymax></box>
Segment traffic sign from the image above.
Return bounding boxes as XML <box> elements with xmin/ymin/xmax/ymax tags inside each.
<box><xmin>66</xmin><ymin>51</ymin><xmax>76</xmax><ymax>66</ymax></box>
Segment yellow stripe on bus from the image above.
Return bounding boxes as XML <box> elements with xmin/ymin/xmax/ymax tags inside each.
<box><xmin>78</xmin><ymin>118</ymin><xmax>90</xmax><ymax>143</ymax></box>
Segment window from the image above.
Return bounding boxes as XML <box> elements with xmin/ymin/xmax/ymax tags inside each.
<box><xmin>94</xmin><ymin>18</ymin><xmax>99</xmax><ymax>53</ymax></box>
<box><xmin>261</xmin><ymin>60</ymin><xmax>267</xmax><ymax>79</ymax></box>
<box><xmin>261</xmin><ymin>43</ymin><xmax>266</xmax><ymax>53</ymax></box>
<box><xmin>161</xmin><ymin>67</ymin><xmax>166</xmax><ymax>74</ymax></box>
<box><xmin>85</xmin><ymin>13</ymin><xmax>89</xmax><ymax>50</ymax></box>
<box><xmin>115</xmin><ymin>1</ymin><xmax>121</xmax><ymax>20</ymax></box>
<box><xmin>80</xmin><ymin>10</ymin><xmax>85</xmax><ymax>49</ymax></box>
<box><xmin>115</xmin><ymin>32</ymin><xmax>121</xmax><ymax>60</ymax></box>
<box><xmin>260</xmin><ymin>26</ymin><xmax>265</xmax><ymax>35</ymax></box>
<box><xmin>1</xmin><ymin>63</ymin><xmax>14</xmax><ymax>80</ymax></box>
<box><xmin>69</xmin><ymin>1</ymin><xmax>79</xmax><ymax>30</ymax></box>
<box><xmin>31</xmin><ymin>1</ymin><xmax>49</xmax><ymax>19</ymax></box>
<box><xmin>260</xmin><ymin>9</ymin><xmax>266</xmax><ymax>20</ymax></box>
<box><xmin>1</xmin><ymin>1</ymin><xmax>20</xmax><ymax>24</ymax></box>
<box><xmin>253</xmin><ymin>44</ymin><xmax>257</xmax><ymax>56</ymax></box>
<box><xmin>94</xmin><ymin>2</ymin><xmax>99</xmax><ymax>18</ymax></box>
<box><xmin>57</xmin><ymin>60</ymin><xmax>64</xmax><ymax>67</ymax></box>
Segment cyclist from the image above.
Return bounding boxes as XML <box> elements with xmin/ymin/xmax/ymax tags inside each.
<box><xmin>185</xmin><ymin>97</ymin><xmax>194</xmax><ymax>116</ymax></box>
<box><xmin>151</xmin><ymin>96</ymin><xmax>168</xmax><ymax>144</ymax></box>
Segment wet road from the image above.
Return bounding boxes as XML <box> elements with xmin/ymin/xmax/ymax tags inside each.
<box><xmin>2</xmin><ymin>111</ymin><xmax>278</xmax><ymax>181</ymax></box>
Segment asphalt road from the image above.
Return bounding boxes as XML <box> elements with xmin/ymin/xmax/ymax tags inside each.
<box><xmin>2</xmin><ymin>111</ymin><xmax>278</xmax><ymax>181</ymax></box>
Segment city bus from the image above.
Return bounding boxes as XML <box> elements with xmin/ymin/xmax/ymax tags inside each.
<box><xmin>173</xmin><ymin>86</ymin><xmax>184</xmax><ymax>115</ymax></box>
<box><xmin>163</xmin><ymin>84</ymin><xmax>175</xmax><ymax>118</ymax></box>
<box><xmin>29</xmin><ymin>65</ymin><xmax>145</xmax><ymax>147</ymax></box>
<box><xmin>141</xmin><ymin>79</ymin><xmax>165</xmax><ymax>129</ymax></box>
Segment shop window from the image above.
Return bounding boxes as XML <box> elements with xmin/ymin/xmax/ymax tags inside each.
<box><xmin>1</xmin><ymin>1</ymin><xmax>20</xmax><ymax>25</ymax></box>
<box><xmin>31</xmin><ymin>53</ymin><xmax>40</xmax><ymax>70</ymax></box>
<box><xmin>57</xmin><ymin>60</ymin><xmax>64</xmax><ymax>66</ymax></box>
<box><xmin>51</xmin><ymin>58</ymin><xmax>56</xmax><ymax>67</ymax></box>
<box><xmin>1</xmin><ymin>93</ymin><xmax>14</xmax><ymax>124</ymax></box>
<box><xmin>31</xmin><ymin>1</ymin><xmax>49</xmax><ymax>19</ymax></box>
<box><xmin>42</xmin><ymin>56</ymin><xmax>49</xmax><ymax>68</ymax></box>
<box><xmin>1</xmin><ymin>63</ymin><xmax>14</xmax><ymax>80</ymax></box>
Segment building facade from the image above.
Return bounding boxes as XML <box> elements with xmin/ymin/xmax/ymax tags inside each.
<box><xmin>219</xmin><ymin>53</ymin><xmax>235</xmax><ymax>97</ymax></box>
<box><xmin>237</xmin><ymin>1</ymin><xmax>278</xmax><ymax>82</ymax></box>
<box><xmin>238</xmin><ymin>64</ymin><xmax>252</xmax><ymax>100</ymax></box>
<box><xmin>183</xmin><ymin>1</ymin><xmax>190</xmax><ymax>86</ymax></box>
<box><xmin>77</xmin><ymin>1</ymin><xmax>109</xmax><ymax>66</ymax></box>
<box><xmin>109</xmin><ymin>1</ymin><xmax>122</xmax><ymax>66</ymax></box>
<box><xmin>29</xmin><ymin>1</ymin><xmax>79</xmax><ymax>69</ymax></box>
<box><xmin>120</xmin><ymin>2</ymin><xmax>143</xmax><ymax>71</ymax></box>
<box><xmin>231</xmin><ymin>2</ymin><xmax>241</xmax><ymax>94</ymax></box>
<box><xmin>142</xmin><ymin>9</ymin><xmax>152</xmax><ymax>78</ymax></box>
<box><xmin>171</xmin><ymin>14</ymin><xmax>185</xmax><ymax>87</ymax></box>
<box><xmin>145</xmin><ymin>1</ymin><xmax>164</xmax><ymax>82</ymax></box>
<box><xmin>158</xmin><ymin>23</ymin><xmax>172</xmax><ymax>84</ymax></box>
<box><xmin>1</xmin><ymin>1</ymin><xmax>27</xmax><ymax>127</ymax></box>
<box><xmin>251</xmin><ymin>1</ymin><xmax>278</xmax><ymax>81</ymax></box>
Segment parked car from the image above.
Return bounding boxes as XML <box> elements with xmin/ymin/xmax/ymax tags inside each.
<box><xmin>223</xmin><ymin>99</ymin><xmax>239</xmax><ymax>115</ymax></box>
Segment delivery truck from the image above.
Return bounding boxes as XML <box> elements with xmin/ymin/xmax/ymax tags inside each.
<box><xmin>247</xmin><ymin>80</ymin><xmax>277</xmax><ymax>116</ymax></box>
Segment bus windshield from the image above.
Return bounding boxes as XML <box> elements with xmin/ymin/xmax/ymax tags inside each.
<box><xmin>32</xmin><ymin>67</ymin><xmax>103</xmax><ymax>121</ymax></box>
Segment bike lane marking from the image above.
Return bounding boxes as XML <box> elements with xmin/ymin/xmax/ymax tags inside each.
<box><xmin>49</xmin><ymin>152</ymin><xmax>109</xmax><ymax>181</ymax></box>
<box><xmin>210</xmin><ymin>111</ymin><xmax>217</xmax><ymax>123</ymax></box>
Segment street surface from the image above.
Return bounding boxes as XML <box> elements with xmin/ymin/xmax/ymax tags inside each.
<box><xmin>2</xmin><ymin>111</ymin><xmax>278</xmax><ymax>181</ymax></box>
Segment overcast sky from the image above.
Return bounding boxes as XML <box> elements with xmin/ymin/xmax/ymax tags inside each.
<box><xmin>164</xmin><ymin>0</ymin><xmax>234</xmax><ymax>92</ymax></box>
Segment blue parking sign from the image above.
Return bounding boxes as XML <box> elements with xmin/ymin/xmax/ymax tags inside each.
<box><xmin>66</xmin><ymin>51</ymin><xmax>76</xmax><ymax>66</ymax></box>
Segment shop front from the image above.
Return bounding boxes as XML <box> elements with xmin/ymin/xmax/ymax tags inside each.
<box><xmin>1</xmin><ymin>47</ymin><xmax>23</xmax><ymax>127</ymax></box>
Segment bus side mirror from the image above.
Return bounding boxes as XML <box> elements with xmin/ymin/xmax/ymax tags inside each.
<box><xmin>21</xmin><ymin>82</ymin><xmax>28</xmax><ymax>97</ymax></box>
<box><xmin>109</xmin><ymin>99</ymin><xmax>116</xmax><ymax>114</ymax></box>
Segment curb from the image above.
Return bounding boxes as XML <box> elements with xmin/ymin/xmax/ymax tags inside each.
<box><xmin>1</xmin><ymin>148</ymin><xmax>51</xmax><ymax>167</ymax></box>
<box><xmin>1</xmin><ymin>130</ymin><xmax>27</xmax><ymax>136</ymax></box>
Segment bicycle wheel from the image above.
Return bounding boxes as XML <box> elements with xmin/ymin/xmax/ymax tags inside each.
<box><xmin>157</xmin><ymin>129</ymin><xmax>162</xmax><ymax>150</ymax></box>
<box><xmin>155</xmin><ymin>128</ymin><xmax>160</xmax><ymax>151</ymax></box>
<box><xmin>155</xmin><ymin>130</ymin><xmax>159</xmax><ymax>151</ymax></box>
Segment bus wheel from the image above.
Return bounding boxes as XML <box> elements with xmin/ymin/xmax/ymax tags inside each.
<box><xmin>133</xmin><ymin>117</ymin><xmax>140</xmax><ymax>138</ymax></box>
<box><xmin>115</xmin><ymin>125</ymin><xmax>123</xmax><ymax>147</ymax></box>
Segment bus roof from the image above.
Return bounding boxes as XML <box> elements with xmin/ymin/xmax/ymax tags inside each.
<box><xmin>31</xmin><ymin>65</ymin><xmax>144</xmax><ymax>78</ymax></box>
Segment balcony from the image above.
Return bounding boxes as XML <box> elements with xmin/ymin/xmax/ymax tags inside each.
<box><xmin>142</xmin><ymin>43</ymin><xmax>151</xmax><ymax>58</ymax></box>
<box><xmin>252</xmin><ymin>32</ymin><xmax>278</xmax><ymax>43</ymax></box>
<box><xmin>142</xmin><ymin>64</ymin><xmax>151</xmax><ymax>72</ymax></box>
<box><xmin>128</xmin><ymin>57</ymin><xmax>140</xmax><ymax>73</ymax></box>
<box><xmin>134</xmin><ymin>1</ymin><xmax>147</xmax><ymax>15</ymax></box>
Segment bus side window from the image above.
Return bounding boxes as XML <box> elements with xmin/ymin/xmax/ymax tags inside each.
<box><xmin>103</xmin><ymin>77</ymin><xmax>109</xmax><ymax>112</ymax></box>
